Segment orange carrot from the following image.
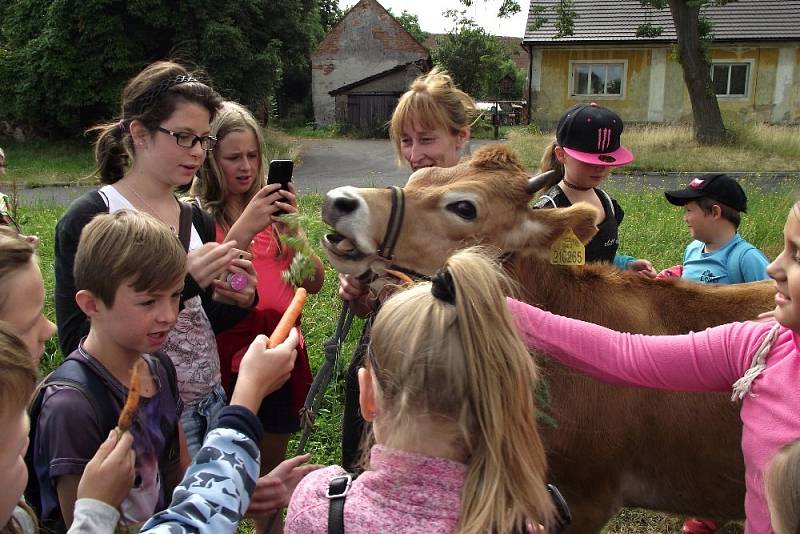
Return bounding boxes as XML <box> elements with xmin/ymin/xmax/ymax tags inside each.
<box><xmin>117</xmin><ymin>360</ymin><xmax>144</xmax><ymax>432</ymax></box>
<box><xmin>268</xmin><ymin>287</ymin><xmax>307</xmax><ymax>348</ymax></box>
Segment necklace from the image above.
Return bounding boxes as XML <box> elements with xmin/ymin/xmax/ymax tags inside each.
<box><xmin>562</xmin><ymin>180</ymin><xmax>593</xmax><ymax>192</ymax></box>
<box><xmin>121</xmin><ymin>182</ymin><xmax>178</xmax><ymax>233</ymax></box>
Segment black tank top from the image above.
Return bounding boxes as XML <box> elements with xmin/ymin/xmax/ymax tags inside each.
<box><xmin>532</xmin><ymin>185</ymin><xmax>625</xmax><ymax>263</ymax></box>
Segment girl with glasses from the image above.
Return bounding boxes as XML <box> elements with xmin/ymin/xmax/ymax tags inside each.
<box><xmin>54</xmin><ymin>61</ymin><xmax>259</xmax><ymax>458</ymax></box>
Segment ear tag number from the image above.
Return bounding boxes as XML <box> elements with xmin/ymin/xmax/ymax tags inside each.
<box><xmin>550</xmin><ymin>228</ymin><xmax>585</xmax><ymax>266</ymax></box>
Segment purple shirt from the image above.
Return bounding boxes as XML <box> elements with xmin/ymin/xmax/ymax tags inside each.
<box><xmin>286</xmin><ymin>445</ymin><xmax>467</xmax><ymax>533</ymax></box>
<box><xmin>34</xmin><ymin>344</ymin><xmax>182</xmax><ymax>528</ymax></box>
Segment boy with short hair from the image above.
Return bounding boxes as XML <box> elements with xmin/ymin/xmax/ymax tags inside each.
<box><xmin>662</xmin><ymin>172</ymin><xmax>769</xmax><ymax>284</ymax></box>
<box><xmin>34</xmin><ymin>210</ymin><xmax>186</xmax><ymax>531</ymax></box>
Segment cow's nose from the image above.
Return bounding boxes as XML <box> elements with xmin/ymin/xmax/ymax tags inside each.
<box><xmin>333</xmin><ymin>195</ymin><xmax>359</xmax><ymax>214</ymax></box>
<box><xmin>322</xmin><ymin>187</ymin><xmax>363</xmax><ymax>224</ymax></box>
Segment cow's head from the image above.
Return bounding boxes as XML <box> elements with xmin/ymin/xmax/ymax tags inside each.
<box><xmin>321</xmin><ymin>144</ymin><xmax>599</xmax><ymax>277</ymax></box>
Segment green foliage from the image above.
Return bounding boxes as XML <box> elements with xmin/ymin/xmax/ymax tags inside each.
<box><xmin>277</xmin><ymin>213</ymin><xmax>319</xmax><ymax>286</ymax></box>
<box><xmin>431</xmin><ymin>16</ymin><xmax>518</xmax><ymax>99</ymax></box>
<box><xmin>554</xmin><ymin>0</ymin><xmax>578</xmax><ymax>38</ymax></box>
<box><xmin>636</xmin><ymin>23</ymin><xmax>664</xmax><ymax>38</ymax></box>
<box><xmin>387</xmin><ymin>9</ymin><xmax>429</xmax><ymax>44</ymax></box>
<box><xmin>318</xmin><ymin>0</ymin><xmax>343</xmax><ymax>32</ymax></box>
<box><xmin>0</xmin><ymin>0</ymin><xmax>326</xmax><ymax>136</ymax></box>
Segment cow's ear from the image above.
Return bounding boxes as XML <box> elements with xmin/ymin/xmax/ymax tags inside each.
<box><xmin>522</xmin><ymin>203</ymin><xmax>599</xmax><ymax>251</ymax></box>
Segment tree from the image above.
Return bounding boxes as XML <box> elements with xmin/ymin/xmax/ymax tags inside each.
<box><xmin>390</xmin><ymin>9</ymin><xmax>429</xmax><ymax>44</ymax></box>
<box><xmin>497</xmin><ymin>0</ymin><xmax>737</xmax><ymax>145</ymax></box>
<box><xmin>318</xmin><ymin>0</ymin><xmax>343</xmax><ymax>32</ymax></box>
<box><xmin>0</xmin><ymin>0</ymin><xmax>324</xmax><ymax>135</ymax></box>
<box><xmin>431</xmin><ymin>14</ymin><xmax>516</xmax><ymax>99</ymax></box>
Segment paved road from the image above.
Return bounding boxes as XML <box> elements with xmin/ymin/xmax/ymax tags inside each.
<box><xmin>8</xmin><ymin>138</ymin><xmax>797</xmax><ymax>207</ymax></box>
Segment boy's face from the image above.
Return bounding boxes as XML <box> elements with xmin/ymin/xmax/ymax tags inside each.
<box><xmin>0</xmin><ymin>409</ymin><xmax>29</xmax><ymax>527</ymax></box>
<box><xmin>91</xmin><ymin>278</ymin><xmax>183</xmax><ymax>357</ymax></box>
<box><xmin>683</xmin><ymin>201</ymin><xmax>716</xmax><ymax>243</ymax></box>
<box><xmin>0</xmin><ymin>259</ymin><xmax>56</xmax><ymax>363</ymax></box>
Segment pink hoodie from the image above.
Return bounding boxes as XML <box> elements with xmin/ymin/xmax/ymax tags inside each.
<box><xmin>508</xmin><ymin>297</ymin><xmax>800</xmax><ymax>534</ymax></box>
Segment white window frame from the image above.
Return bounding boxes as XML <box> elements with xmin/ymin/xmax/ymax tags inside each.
<box><xmin>568</xmin><ymin>60</ymin><xmax>628</xmax><ymax>99</ymax></box>
<box><xmin>710</xmin><ymin>60</ymin><xmax>753</xmax><ymax>99</ymax></box>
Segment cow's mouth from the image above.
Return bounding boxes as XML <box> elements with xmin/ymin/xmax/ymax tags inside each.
<box><xmin>322</xmin><ymin>232</ymin><xmax>367</xmax><ymax>261</ymax></box>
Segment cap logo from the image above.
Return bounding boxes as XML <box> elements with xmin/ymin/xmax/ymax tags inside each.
<box><xmin>689</xmin><ymin>178</ymin><xmax>705</xmax><ymax>188</ymax></box>
<box><xmin>597</xmin><ymin>128</ymin><xmax>611</xmax><ymax>151</ymax></box>
<box><xmin>598</xmin><ymin>155</ymin><xmax>616</xmax><ymax>163</ymax></box>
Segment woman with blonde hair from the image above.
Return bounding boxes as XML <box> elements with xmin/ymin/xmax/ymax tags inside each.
<box><xmin>287</xmin><ymin>247</ymin><xmax>555</xmax><ymax>533</ymax></box>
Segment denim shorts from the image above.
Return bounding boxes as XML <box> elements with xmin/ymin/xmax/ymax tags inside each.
<box><xmin>181</xmin><ymin>383</ymin><xmax>227</xmax><ymax>458</ymax></box>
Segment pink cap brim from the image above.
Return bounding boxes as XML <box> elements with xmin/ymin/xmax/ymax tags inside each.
<box><xmin>562</xmin><ymin>145</ymin><xmax>634</xmax><ymax>167</ymax></box>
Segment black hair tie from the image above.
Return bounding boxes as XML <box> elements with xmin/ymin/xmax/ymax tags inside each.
<box><xmin>431</xmin><ymin>269</ymin><xmax>456</xmax><ymax>304</ymax></box>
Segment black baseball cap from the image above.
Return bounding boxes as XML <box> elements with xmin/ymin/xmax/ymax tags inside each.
<box><xmin>556</xmin><ymin>103</ymin><xmax>633</xmax><ymax>166</ymax></box>
<box><xmin>664</xmin><ymin>173</ymin><xmax>748</xmax><ymax>213</ymax></box>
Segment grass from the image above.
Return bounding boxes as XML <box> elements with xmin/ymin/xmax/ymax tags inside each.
<box><xmin>15</xmin><ymin>181</ymin><xmax>795</xmax><ymax>533</ymax></box>
<box><xmin>507</xmin><ymin>122</ymin><xmax>800</xmax><ymax>173</ymax></box>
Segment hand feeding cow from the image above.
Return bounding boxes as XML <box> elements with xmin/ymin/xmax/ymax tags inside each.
<box><xmin>321</xmin><ymin>144</ymin><xmax>775</xmax><ymax>532</ymax></box>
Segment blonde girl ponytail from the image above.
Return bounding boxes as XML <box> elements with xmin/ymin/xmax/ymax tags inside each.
<box><xmin>539</xmin><ymin>139</ymin><xmax>564</xmax><ymax>190</ymax></box>
<box><xmin>370</xmin><ymin>247</ymin><xmax>554</xmax><ymax>533</ymax></box>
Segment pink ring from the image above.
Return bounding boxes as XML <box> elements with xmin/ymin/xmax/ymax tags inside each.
<box><xmin>228</xmin><ymin>272</ymin><xmax>247</xmax><ymax>292</ymax></box>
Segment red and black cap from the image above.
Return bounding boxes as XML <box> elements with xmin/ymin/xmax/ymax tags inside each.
<box><xmin>556</xmin><ymin>103</ymin><xmax>633</xmax><ymax>167</ymax></box>
<box><xmin>664</xmin><ymin>173</ymin><xmax>748</xmax><ymax>213</ymax></box>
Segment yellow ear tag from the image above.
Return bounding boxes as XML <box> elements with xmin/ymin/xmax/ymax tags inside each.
<box><xmin>550</xmin><ymin>228</ymin><xmax>585</xmax><ymax>265</ymax></box>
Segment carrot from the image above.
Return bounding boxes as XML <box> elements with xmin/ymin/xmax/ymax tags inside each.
<box><xmin>117</xmin><ymin>360</ymin><xmax>144</xmax><ymax>432</ymax></box>
<box><xmin>268</xmin><ymin>287</ymin><xmax>307</xmax><ymax>348</ymax></box>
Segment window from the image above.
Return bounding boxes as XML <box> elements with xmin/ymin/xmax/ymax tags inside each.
<box><xmin>570</xmin><ymin>62</ymin><xmax>625</xmax><ymax>97</ymax></box>
<box><xmin>710</xmin><ymin>62</ymin><xmax>750</xmax><ymax>97</ymax></box>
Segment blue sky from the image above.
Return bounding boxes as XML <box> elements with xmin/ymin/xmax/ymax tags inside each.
<box><xmin>337</xmin><ymin>0</ymin><xmax>529</xmax><ymax>38</ymax></box>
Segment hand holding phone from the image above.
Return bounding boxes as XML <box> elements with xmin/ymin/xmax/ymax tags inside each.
<box><xmin>268</xmin><ymin>160</ymin><xmax>293</xmax><ymax>216</ymax></box>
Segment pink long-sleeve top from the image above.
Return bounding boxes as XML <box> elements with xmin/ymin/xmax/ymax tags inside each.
<box><xmin>286</xmin><ymin>445</ymin><xmax>467</xmax><ymax>533</ymax></box>
<box><xmin>508</xmin><ymin>297</ymin><xmax>800</xmax><ymax>534</ymax></box>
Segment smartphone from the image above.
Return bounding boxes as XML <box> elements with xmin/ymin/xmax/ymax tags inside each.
<box><xmin>267</xmin><ymin>159</ymin><xmax>293</xmax><ymax>216</ymax></box>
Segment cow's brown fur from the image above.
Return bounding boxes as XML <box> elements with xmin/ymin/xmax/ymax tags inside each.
<box><xmin>321</xmin><ymin>144</ymin><xmax>776</xmax><ymax>531</ymax></box>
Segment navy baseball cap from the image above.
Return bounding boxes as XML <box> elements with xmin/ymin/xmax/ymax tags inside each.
<box><xmin>556</xmin><ymin>103</ymin><xmax>633</xmax><ymax>167</ymax></box>
<box><xmin>664</xmin><ymin>173</ymin><xmax>748</xmax><ymax>213</ymax></box>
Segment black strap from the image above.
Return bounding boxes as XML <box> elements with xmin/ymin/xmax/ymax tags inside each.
<box><xmin>178</xmin><ymin>200</ymin><xmax>193</xmax><ymax>252</ymax></box>
<box><xmin>327</xmin><ymin>473</ymin><xmax>353</xmax><ymax>534</ymax></box>
<box><xmin>377</xmin><ymin>186</ymin><xmax>404</xmax><ymax>260</ymax></box>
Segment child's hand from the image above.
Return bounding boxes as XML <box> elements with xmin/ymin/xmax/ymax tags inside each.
<box><xmin>628</xmin><ymin>259</ymin><xmax>658</xmax><ymax>279</ymax></box>
<box><xmin>76</xmin><ymin>430</ymin><xmax>135</xmax><ymax>507</ymax></box>
<box><xmin>211</xmin><ymin>257</ymin><xmax>257</xmax><ymax>308</ymax></box>
<box><xmin>187</xmin><ymin>241</ymin><xmax>239</xmax><ymax>289</ymax></box>
<box><xmin>244</xmin><ymin>454</ymin><xmax>322</xmax><ymax>517</ymax></box>
<box><xmin>239</xmin><ymin>184</ymin><xmax>285</xmax><ymax>234</ymax></box>
<box><xmin>230</xmin><ymin>330</ymin><xmax>299</xmax><ymax>412</ymax></box>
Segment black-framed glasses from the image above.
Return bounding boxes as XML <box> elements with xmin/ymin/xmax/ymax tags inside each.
<box><xmin>155</xmin><ymin>126</ymin><xmax>217</xmax><ymax>151</ymax></box>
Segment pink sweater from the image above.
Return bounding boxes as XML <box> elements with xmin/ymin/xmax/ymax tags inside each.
<box><xmin>508</xmin><ymin>297</ymin><xmax>800</xmax><ymax>534</ymax></box>
<box><xmin>286</xmin><ymin>445</ymin><xmax>467</xmax><ymax>533</ymax></box>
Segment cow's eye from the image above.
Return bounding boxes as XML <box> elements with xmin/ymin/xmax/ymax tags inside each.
<box><xmin>446</xmin><ymin>200</ymin><xmax>477</xmax><ymax>220</ymax></box>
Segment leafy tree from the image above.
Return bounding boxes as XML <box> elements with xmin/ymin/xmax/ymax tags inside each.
<box><xmin>388</xmin><ymin>9</ymin><xmax>429</xmax><ymax>44</ymax></box>
<box><xmin>431</xmin><ymin>14</ymin><xmax>516</xmax><ymax>99</ymax></box>
<box><xmin>0</xmin><ymin>0</ymin><xmax>323</xmax><ymax>135</ymax></box>
<box><xmin>485</xmin><ymin>0</ymin><xmax>737</xmax><ymax>144</ymax></box>
<box><xmin>318</xmin><ymin>0</ymin><xmax>343</xmax><ymax>32</ymax></box>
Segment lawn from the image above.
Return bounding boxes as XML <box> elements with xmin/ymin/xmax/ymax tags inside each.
<box><xmin>16</xmin><ymin>176</ymin><xmax>794</xmax><ymax>532</ymax></box>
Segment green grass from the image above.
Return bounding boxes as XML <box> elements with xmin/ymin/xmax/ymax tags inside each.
<box><xmin>16</xmin><ymin>183</ymin><xmax>794</xmax><ymax>533</ymax></box>
<box><xmin>507</xmin><ymin>122</ymin><xmax>800</xmax><ymax>173</ymax></box>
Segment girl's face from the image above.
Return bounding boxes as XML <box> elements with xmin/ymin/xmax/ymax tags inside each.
<box><xmin>400</xmin><ymin>122</ymin><xmax>468</xmax><ymax>172</ymax></box>
<box><xmin>0</xmin><ymin>259</ymin><xmax>55</xmax><ymax>362</ymax></box>
<box><xmin>134</xmin><ymin>101</ymin><xmax>212</xmax><ymax>188</ymax></box>
<box><xmin>555</xmin><ymin>147</ymin><xmax>612</xmax><ymax>188</ymax></box>
<box><xmin>766</xmin><ymin>204</ymin><xmax>800</xmax><ymax>332</ymax></box>
<box><xmin>215</xmin><ymin>129</ymin><xmax>261</xmax><ymax>201</ymax></box>
<box><xmin>0</xmin><ymin>410</ymin><xmax>29</xmax><ymax>528</ymax></box>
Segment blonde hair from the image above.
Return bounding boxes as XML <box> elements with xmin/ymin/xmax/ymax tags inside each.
<box><xmin>193</xmin><ymin>101</ymin><xmax>266</xmax><ymax>232</ymax></box>
<box><xmin>74</xmin><ymin>210</ymin><xmax>186</xmax><ymax>307</ymax></box>
<box><xmin>538</xmin><ymin>140</ymin><xmax>565</xmax><ymax>191</ymax></box>
<box><xmin>88</xmin><ymin>61</ymin><xmax>223</xmax><ymax>184</ymax></box>
<box><xmin>369</xmin><ymin>247</ymin><xmax>554</xmax><ymax>533</ymax></box>
<box><xmin>389</xmin><ymin>67</ymin><xmax>476</xmax><ymax>165</ymax></box>
<box><xmin>767</xmin><ymin>440</ymin><xmax>800</xmax><ymax>534</ymax></box>
<box><xmin>0</xmin><ymin>226</ymin><xmax>36</xmax><ymax>312</ymax></box>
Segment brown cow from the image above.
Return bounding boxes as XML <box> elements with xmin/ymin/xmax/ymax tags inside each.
<box><xmin>321</xmin><ymin>144</ymin><xmax>776</xmax><ymax>532</ymax></box>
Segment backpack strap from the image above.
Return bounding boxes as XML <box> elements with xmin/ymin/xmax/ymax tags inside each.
<box><xmin>532</xmin><ymin>185</ymin><xmax>562</xmax><ymax>209</ymax></box>
<box><xmin>25</xmin><ymin>358</ymin><xmax>115</xmax><ymax>525</ymax></box>
<box><xmin>597</xmin><ymin>189</ymin><xmax>616</xmax><ymax>219</ymax></box>
<box><xmin>327</xmin><ymin>473</ymin><xmax>353</xmax><ymax>534</ymax></box>
<box><xmin>178</xmin><ymin>200</ymin><xmax>193</xmax><ymax>253</ymax></box>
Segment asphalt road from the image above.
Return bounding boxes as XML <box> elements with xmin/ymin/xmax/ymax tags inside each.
<box><xmin>9</xmin><ymin>138</ymin><xmax>797</xmax><ymax>207</ymax></box>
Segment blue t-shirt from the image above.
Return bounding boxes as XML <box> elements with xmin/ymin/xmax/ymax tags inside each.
<box><xmin>682</xmin><ymin>234</ymin><xmax>769</xmax><ymax>284</ymax></box>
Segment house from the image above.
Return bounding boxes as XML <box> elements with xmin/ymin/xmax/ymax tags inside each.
<box><xmin>311</xmin><ymin>0</ymin><xmax>430</xmax><ymax>130</ymax></box>
<box><xmin>522</xmin><ymin>0</ymin><xmax>800</xmax><ymax>125</ymax></box>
